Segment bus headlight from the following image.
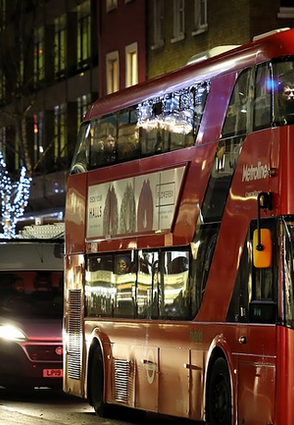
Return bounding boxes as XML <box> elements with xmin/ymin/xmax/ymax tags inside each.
<box><xmin>0</xmin><ymin>325</ymin><xmax>27</xmax><ymax>341</ymax></box>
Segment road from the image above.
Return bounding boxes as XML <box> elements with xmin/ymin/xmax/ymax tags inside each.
<box><xmin>0</xmin><ymin>388</ymin><xmax>192</xmax><ymax>425</ymax></box>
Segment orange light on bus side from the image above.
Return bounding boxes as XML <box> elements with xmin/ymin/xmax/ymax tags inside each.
<box><xmin>253</xmin><ymin>228</ymin><xmax>272</xmax><ymax>268</ymax></box>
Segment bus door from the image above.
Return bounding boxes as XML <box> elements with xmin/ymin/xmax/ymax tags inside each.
<box><xmin>63</xmin><ymin>254</ymin><xmax>86</xmax><ymax>397</ymax></box>
<box><xmin>227</xmin><ymin>219</ymin><xmax>277</xmax><ymax>425</ymax></box>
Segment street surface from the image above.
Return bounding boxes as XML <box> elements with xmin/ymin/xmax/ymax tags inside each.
<box><xmin>0</xmin><ymin>387</ymin><xmax>193</xmax><ymax>425</ymax></box>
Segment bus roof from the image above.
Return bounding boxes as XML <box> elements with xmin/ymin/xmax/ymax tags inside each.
<box><xmin>85</xmin><ymin>27</ymin><xmax>294</xmax><ymax>121</ymax></box>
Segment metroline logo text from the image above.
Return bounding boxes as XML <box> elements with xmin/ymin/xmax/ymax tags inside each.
<box><xmin>242</xmin><ymin>162</ymin><xmax>269</xmax><ymax>182</ymax></box>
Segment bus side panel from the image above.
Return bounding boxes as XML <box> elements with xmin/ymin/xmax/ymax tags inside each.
<box><xmin>279</xmin><ymin>126</ymin><xmax>294</xmax><ymax>215</ymax></box>
<box><xmin>196</xmin><ymin>129</ymin><xmax>277</xmax><ymax>322</ymax></box>
<box><xmin>173</xmin><ymin>73</ymin><xmax>238</xmax><ymax>243</ymax></box>
<box><xmin>134</xmin><ymin>344</ymin><xmax>159</xmax><ymax>411</ymax></box>
<box><xmin>158</xmin><ymin>345</ymin><xmax>190</xmax><ymax>417</ymax></box>
<box><xmin>65</xmin><ymin>173</ymin><xmax>87</xmax><ymax>255</ymax></box>
<box><xmin>196</xmin><ymin>73</ymin><xmax>237</xmax><ymax>145</ymax></box>
<box><xmin>173</xmin><ymin>142</ymin><xmax>217</xmax><ymax>244</ymax></box>
<box><xmin>236</xmin><ymin>325</ymin><xmax>276</xmax><ymax>425</ymax></box>
<box><xmin>238</xmin><ymin>362</ymin><xmax>275</xmax><ymax>425</ymax></box>
<box><xmin>94</xmin><ymin>321</ymin><xmax>206</xmax><ymax>420</ymax></box>
<box><xmin>276</xmin><ymin>326</ymin><xmax>294</xmax><ymax>425</ymax></box>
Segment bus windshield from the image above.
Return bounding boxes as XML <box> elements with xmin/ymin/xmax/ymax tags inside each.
<box><xmin>0</xmin><ymin>271</ymin><xmax>63</xmax><ymax>319</ymax></box>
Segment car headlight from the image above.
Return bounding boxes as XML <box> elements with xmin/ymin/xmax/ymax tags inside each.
<box><xmin>0</xmin><ymin>325</ymin><xmax>27</xmax><ymax>341</ymax></box>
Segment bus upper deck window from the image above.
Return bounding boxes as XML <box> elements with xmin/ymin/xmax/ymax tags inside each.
<box><xmin>253</xmin><ymin>63</ymin><xmax>272</xmax><ymax>130</ymax></box>
<box><xmin>274</xmin><ymin>59</ymin><xmax>294</xmax><ymax>125</ymax></box>
<box><xmin>90</xmin><ymin>115</ymin><xmax>117</xmax><ymax>167</ymax></box>
<box><xmin>277</xmin><ymin>81</ymin><xmax>294</xmax><ymax>124</ymax></box>
<box><xmin>70</xmin><ymin>122</ymin><xmax>90</xmax><ymax>174</ymax></box>
<box><xmin>222</xmin><ymin>68</ymin><xmax>253</xmax><ymax>137</ymax></box>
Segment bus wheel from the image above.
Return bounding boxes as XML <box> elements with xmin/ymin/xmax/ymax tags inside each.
<box><xmin>206</xmin><ymin>357</ymin><xmax>231</xmax><ymax>425</ymax></box>
<box><xmin>90</xmin><ymin>346</ymin><xmax>108</xmax><ymax>417</ymax></box>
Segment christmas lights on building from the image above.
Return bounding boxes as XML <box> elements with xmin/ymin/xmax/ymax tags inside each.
<box><xmin>0</xmin><ymin>151</ymin><xmax>31</xmax><ymax>239</ymax></box>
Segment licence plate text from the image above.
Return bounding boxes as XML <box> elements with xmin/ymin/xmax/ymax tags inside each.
<box><xmin>43</xmin><ymin>369</ymin><xmax>63</xmax><ymax>378</ymax></box>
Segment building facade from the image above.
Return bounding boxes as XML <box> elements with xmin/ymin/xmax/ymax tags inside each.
<box><xmin>97</xmin><ymin>0</ymin><xmax>146</xmax><ymax>98</ymax></box>
<box><xmin>0</xmin><ymin>0</ymin><xmax>99</xmax><ymax>224</ymax></box>
<box><xmin>147</xmin><ymin>0</ymin><xmax>294</xmax><ymax>78</ymax></box>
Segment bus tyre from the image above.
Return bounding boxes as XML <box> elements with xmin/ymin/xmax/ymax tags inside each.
<box><xmin>90</xmin><ymin>347</ymin><xmax>108</xmax><ymax>417</ymax></box>
<box><xmin>206</xmin><ymin>357</ymin><xmax>231</xmax><ymax>425</ymax></box>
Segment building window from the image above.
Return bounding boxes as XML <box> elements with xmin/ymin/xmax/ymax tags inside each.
<box><xmin>281</xmin><ymin>0</ymin><xmax>293</xmax><ymax>6</ymax></box>
<box><xmin>54</xmin><ymin>15</ymin><xmax>66</xmax><ymax>79</ymax></box>
<box><xmin>193</xmin><ymin>0</ymin><xmax>208</xmax><ymax>34</ymax></box>
<box><xmin>152</xmin><ymin>0</ymin><xmax>164</xmax><ymax>49</ymax></box>
<box><xmin>77</xmin><ymin>0</ymin><xmax>91</xmax><ymax>70</ymax></box>
<box><xmin>34</xmin><ymin>27</ymin><xmax>45</xmax><ymax>85</ymax></box>
<box><xmin>278</xmin><ymin>0</ymin><xmax>294</xmax><ymax>18</ymax></box>
<box><xmin>0</xmin><ymin>70</ymin><xmax>6</xmax><ymax>103</ymax></box>
<box><xmin>54</xmin><ymin>104</ymin><xmax>67</xmax><ymax>164</ymax></box>
<box><xmin>0</xmin><ymin>0</ymin><xmax>6</xmax><ymax>30</ymax></box>
<box><xmin>77</xmin><ymin>94</ymin><xmax>92</xmax><ymax>128</ymax></box>
<box><xmin>17</xmin><ymin>56</ymin><xmax>24</xmax><ymax>90</ymax></box>
<box><xmin>125</xmin><ymin>42</ymin><xmax>138</xmax><ymax>88</ymax></box>
<box><xmin>106</xmin><ymin>51</ymin><xmax>119</xmax><ymax>94</ymax></box>
<box><xmin>0</xmin><ymin>127</ymin><xmax>6</xmax><ymax>156</ymax></box>
<box><xmin>172</xmin><ymin>0</ymin><xmax>185</xmax><ymax>42</ymax></box>
<box><xmin>34</xmin><ymin>112</ymin><xmax>44</xmax><ymax>166</ymax></box>
<box><xmin>14</xmin><ymin>132</ymin><xmax>20</xmax><ymax>170</ymax></box>
<box><xmin>107</xmin><ymin>0</ymin><xmax>118</xmax><ymax>11</ymax></box>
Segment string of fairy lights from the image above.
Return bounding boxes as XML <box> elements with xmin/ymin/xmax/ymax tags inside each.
<box><xmin>0</xmin><ymin>151</ymin><xmax>31</xmax><ymax>239</ymax></box>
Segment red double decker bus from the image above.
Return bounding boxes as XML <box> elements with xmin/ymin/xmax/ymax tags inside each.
<box><xmin>64</xmin><ymin>27</ymin><xmax>294</xmax><ymax>425</ymax></box>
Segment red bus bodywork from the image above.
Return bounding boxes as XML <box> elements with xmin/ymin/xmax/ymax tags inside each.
<box><xmin>64</xmin><ymin>28</ymin><xmax>294</xmax><ymax>425</ymax></box>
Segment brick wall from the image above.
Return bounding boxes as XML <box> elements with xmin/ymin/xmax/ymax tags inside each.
<box><xmin>147</xmin><ymin>0</ymin><xmax>294</xmax><ymax>79</ymax></box>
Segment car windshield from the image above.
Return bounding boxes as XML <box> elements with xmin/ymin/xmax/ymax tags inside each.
<box><xmin>0</xmin><ymin>271</ymin><xmax>63</xmax><ymax>319</ymax></box>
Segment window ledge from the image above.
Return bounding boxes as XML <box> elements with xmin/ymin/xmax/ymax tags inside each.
<box><xmin>277</xmin><ymin>7</ymin><xmax>294</xmax><ymax>18</ymax></box>
<box><xmin>192</xmin><ymin>26</ymin><xmax>208</xmax><ymax>36</ymax></box>
<box><xmin>107</xmin><ymin>5</ymin><xmax>117</xmax><ymax>12</ymax></box>
<box><xmin>171</xmin><ymin>34</ymin><xmax>185</xmax><ymax>44</ymax></box>
<box><xmin>151</xmin><ymin>40</ymin><xmax>164</xmax><ymax>50</ymax></box>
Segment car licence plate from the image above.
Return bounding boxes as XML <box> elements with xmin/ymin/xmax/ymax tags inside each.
<box><xmin>43</xmin><ymin>369</ymin><xmax>63</xmax><ymax>378</ymax></box>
